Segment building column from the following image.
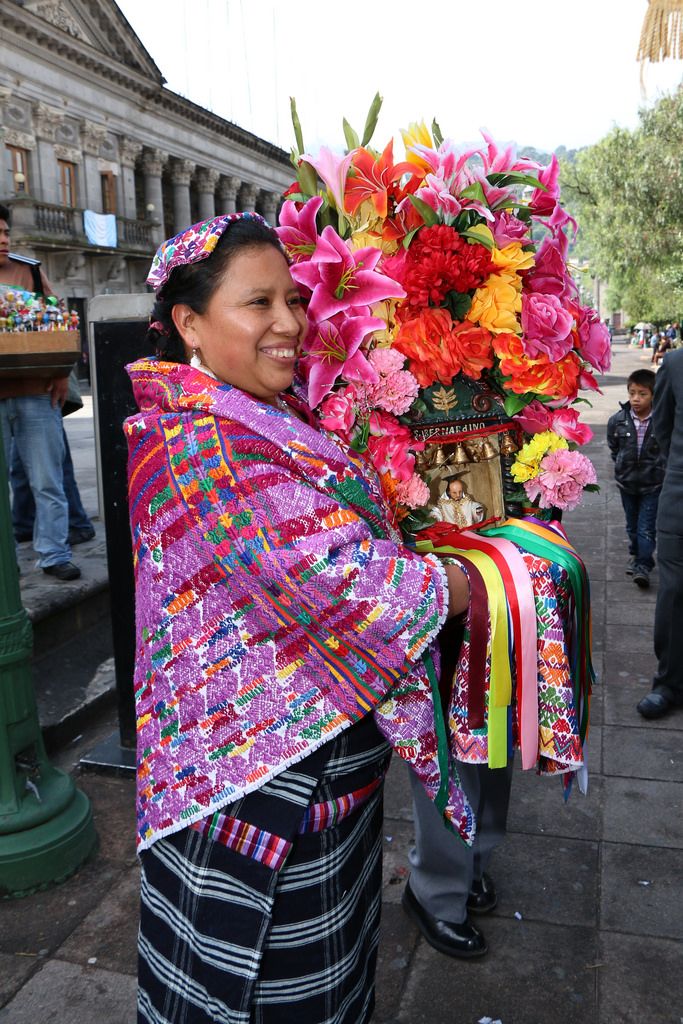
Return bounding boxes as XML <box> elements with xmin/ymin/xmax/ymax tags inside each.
<box><xmin>118</xmin><ymin>137</ymin><xmax>142</xmax><ymax>220</ymax></box>
<box><xmin>258</xmin><ymin>189</ymin><xmax>279</xmax><ymax>226</ymax></box>
<box><xmin>216</xmin><ymin>175</ymin><xmax>241</xmax><ymax>215</ymax></box>
<box><xmin>141</xmin><ymin>147</ymin><xmax>168</xmax><ymax>244</ymax></box>
<box><xmin>32</xmin><ymin>102</ymin><xmax>64</xmax><ymax>206</ymax></box>
<box><xmin>195</xmin><ymin>167</ymin><xmax>220</xmax><ymax>221</ymax></box>
<box><xmin>169</xmin><ymin>158</ymin><xmax>196</xmax><ymax>233</ymax></box>
<box><xmin>238</xmin><ymin>182</ymin><xmax>258</xmax><ymax>213</ymax></box>
<box><xmin>80</xmin><ymin>119</ymin><xmax>108</xmax><ymax>211</ymax></box>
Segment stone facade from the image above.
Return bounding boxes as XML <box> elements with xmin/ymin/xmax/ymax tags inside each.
<box><xmin>0</xmin><ymin>0</ymin><xmax>292</xmax><ymax>306</ymax></box>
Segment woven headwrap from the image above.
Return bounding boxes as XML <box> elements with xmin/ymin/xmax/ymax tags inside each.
<box><xmin>146</xmin><ymin>212</ymin><xmax>270</xmax><ymax>291</ymax></box>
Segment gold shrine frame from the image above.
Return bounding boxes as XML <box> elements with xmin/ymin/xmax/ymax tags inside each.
<box><xmin>415</xmin><ymin>434</ymin><xmax>506</xmax><ymax>528</ymax></box>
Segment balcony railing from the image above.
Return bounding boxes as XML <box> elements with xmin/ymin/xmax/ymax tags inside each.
<box><xmin>5</xmin><ymin>197</ymin><xmax>154</xmax><ymax>254</ymax></box>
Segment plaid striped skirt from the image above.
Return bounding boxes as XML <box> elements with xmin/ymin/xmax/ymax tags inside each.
<box><xmin>138</xmin><ymin>717</ymin><xmax>391</xmax><ymax>1023</ymax></box>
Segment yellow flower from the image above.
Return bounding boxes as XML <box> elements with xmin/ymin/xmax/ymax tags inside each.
<box><xmin>401</xmin><ymin>121</ymin><xmax>434</xmax><ymax>170</ymax></box>
<box><xmin>368</xmin><ymin>300</ymin><xmax>401</xmax><ymax>344</ymax></box>
<box><xmin>469</xmin><ymin>271</ymin><xmax>523</xmax><ymax>335</ymax></box>
<box><xmin>511</xmin><ymin>430</ymin><xmax>568</xmax><ymax>482</ymax></box>
<box><xmin>347</xmin><ymin>202</ymin><xmax>398</xmax><ymax>254</ymax></box>
<box><xmin>491</xmin><ymin>242</ymin><xmax>535</xmax><ymax>275</ymax></box>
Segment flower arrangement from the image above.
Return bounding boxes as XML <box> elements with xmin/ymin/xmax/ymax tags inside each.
<box><xmin>277</xmin><ymin>97</ymin><xmax>608</xmax><ymax>527</ymax></box>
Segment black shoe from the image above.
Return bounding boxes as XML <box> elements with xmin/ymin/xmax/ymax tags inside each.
<box><xmin>42</xmin><ymin>561</ymin><xmax>81</xmax><ymax>582</ymax></box>
<box><xmin>68</xmin><ymin>526</ymin><xmax>95</xmax><ymax>546</ymax></box>
<box><xmin>14</xmin><ymin>532</ymin><xmax>32</xmax><ymax>543</ymax></box>
<box><xmin>467</xmin><ymin>873</ymin><xmax>497</xmax><ymax>914</ymax></box>
<box><xmin>632</xmin><ymin>566</ymin><xmax>650</xmax><ymax>589</ymax></box>
<box><xmin>401</xmin><ymin>880</ymin><xmax>487</xmax><ymax>958</ymax></box>
<box><xmin>637</xmin><ymin>691</ymin><xmax>674</xmax><ymax>720</ymax></box>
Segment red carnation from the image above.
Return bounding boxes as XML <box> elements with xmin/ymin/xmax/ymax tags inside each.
<box><xmin>397</xmin><ymin>225</ymin><xmax>495</xmax><ymax>310</ymax></box>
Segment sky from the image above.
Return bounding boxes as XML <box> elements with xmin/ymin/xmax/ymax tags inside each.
<box><xmin>115</xmin><ymin>0</ymin><xmax>683</xmax><ymax>156</ymax></box>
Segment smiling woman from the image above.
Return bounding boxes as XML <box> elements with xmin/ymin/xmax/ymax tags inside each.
<box><xmin>126</xmin><ymin>212</ymin><xmax>471</xmax><ymax>1024</ymax></box>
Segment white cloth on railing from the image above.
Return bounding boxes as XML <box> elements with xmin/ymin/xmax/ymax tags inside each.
<box><xmin>83</xmin><ymin>210</ymin><xmax>117</xmax><ymax>247</ymax></box>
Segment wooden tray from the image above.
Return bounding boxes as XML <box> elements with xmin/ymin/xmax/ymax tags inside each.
<box><xmin>0</xmin><ymin>331</ymin><xmax>80</xmax><ymax>378</ymax></box>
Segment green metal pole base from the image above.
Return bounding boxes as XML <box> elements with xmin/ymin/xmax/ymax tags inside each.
<box><xmin>0</xmin><ymin>773</ymin><xmax>97</xmax><ymax>899</ymax></box>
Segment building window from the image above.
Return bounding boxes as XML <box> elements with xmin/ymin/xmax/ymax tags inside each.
<box><xmin>7</xmin><ymin>146</ymin><xmax>30</xmax><ymax>194</ymax></box>
<box><xmin>100</xmin><ymin>171</ymin><xmax>117</xmax><ymax>214</ymax></box>
<box><xmin>58</xmin><ymin>159</ymin><xmax>77</xmax><ymax>207</ymax></box>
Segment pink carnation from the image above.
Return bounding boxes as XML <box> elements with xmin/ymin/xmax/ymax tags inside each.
<box><xmin>524</xmin><ymin>449</ymin><xmax>597</xmax><ymax>511</ymax></box>
<box><xmin>366</xmin><ymin>348</ymin><xmax>419</xmax><ymax>416</ymax></box>
<box><xmin>368</xmin><ymin>348</ymin><xmax>405</xmax><ymax>374</ymax></box>
<box><xmin>514</xmin><ymin>400</ymin><xmax>593</xmax><ymax>445</ymax></box>
<box><xmin>395</xmin><ymin>473</ymin><xmax>431</xmax><ymax>509</ymax></box>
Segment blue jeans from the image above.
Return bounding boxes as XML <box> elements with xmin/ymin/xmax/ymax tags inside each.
<box><xmin>619</xmin><ymin>490</ymin><xmax>659</xmax><ymax>571</ymax></box>
<box><xmin>11</xmin><ymin>426</ymin><xmax>92</xmax><ymax>534</ymax></box>
<box><xmin>0</xmin><ymin>395</ymin><xmax>72</xmax><ymax>568</ymax></box>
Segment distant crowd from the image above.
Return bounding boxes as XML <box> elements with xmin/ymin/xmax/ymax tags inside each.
<box><xmin>630</xmin><ymin>322</ymin><xmax>682</xmax><ymax>366</ymax></box>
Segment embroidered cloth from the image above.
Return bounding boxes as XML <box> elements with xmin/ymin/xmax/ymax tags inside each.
<box><xmin>125</xmin><ymin>359</ymin><xmax>475</xmax><ymax>850</ymax></box>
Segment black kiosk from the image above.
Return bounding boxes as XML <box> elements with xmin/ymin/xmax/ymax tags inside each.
<box><xmin>80</xmin><ymin>293</ymin><xmax>153</xmax><ymax>773</ymax></box>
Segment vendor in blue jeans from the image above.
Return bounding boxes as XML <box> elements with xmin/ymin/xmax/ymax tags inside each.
<box><xmin>0</xmin><ymin>203</ymin><xmax>81</xmax><ymax>581</ymax></box>
<box><xmin>11</xmin><ymin>370</ymin><xmax>95</xmax><ymax>548</ymax></box>
<box><xmin>607</xmin><ymin>368</ymin><xmax>665</xmax><ymax>590</ymax></box>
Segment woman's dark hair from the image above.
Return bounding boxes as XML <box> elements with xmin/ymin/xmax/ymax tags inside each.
<box><xmin>147</xmin><ymin>216</ymin><xmax>284</xmax><ymax>362</ymax></box>
<box><xmin>0</xmin><ymin>203</ymin><xmax>11</xmax><ymax>224</ymax></box>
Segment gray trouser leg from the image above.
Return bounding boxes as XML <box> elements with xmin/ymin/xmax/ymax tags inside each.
<box><xmin>408</xmin><ymin>760</ymin><xmax>513</xmax><ymax>924</ymax></box>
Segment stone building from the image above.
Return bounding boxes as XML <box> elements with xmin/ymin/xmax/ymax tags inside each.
<box><xmin>0</xmin><ymin>0</ymin><xmax>292</xmax><ymax>329</ymax></box>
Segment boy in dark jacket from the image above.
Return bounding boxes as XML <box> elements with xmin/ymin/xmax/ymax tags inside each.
<box><xmin>607</xmin><ymin>369</ymin><xmax>666</xmax><ymax>588</ymax></box>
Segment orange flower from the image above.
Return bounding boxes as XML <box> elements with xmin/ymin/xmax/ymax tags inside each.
<box><xmin>393</xmin><ymin>311</ymin><xmax>493</xmax><ymax>386</ymax></box>
<box><xmin>492</xmin><ymin>333</ymin><xmax>581</xmax><ymax>399</ymax></box>
<box><xmin>393</xmin><ymin>308</ymin><xmax>462</xmax><ymax>387</ymax></box>
<box><xmin>450</xmin><ymin>321</ymin><xmax>494</xmax><ymax>379</ymax></box>
<box><xmin>344</xmin><ymin>141</ymin><xmax>416</xmax><ymax>220</ymax></box>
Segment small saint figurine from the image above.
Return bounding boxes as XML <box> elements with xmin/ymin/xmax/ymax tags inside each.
<box><xmin>430</xmin><ymin>473</ymin><xmax>485</xmax><ymax>529</ymax></box>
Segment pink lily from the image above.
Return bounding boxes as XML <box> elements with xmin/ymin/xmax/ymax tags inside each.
<box><xmin>303</xmin><ymin>146</ymin><xmax>354</xmax><ymax>213</ymax></box>
<box><xmin>291</xmin><ymin>225</ymin><xmax>405</xmax><ymax>323</ymax></box>
<box><xmin>277</xmin><ymin>196</ymin><xmax>323</xmax><ymax>263</ymax></box>
<box><xmin>302</xmin><ymin>311</ymin><xmax>382</xmax><ymax>408</ymax></box>
<box><xmin>529</xmin><ymin>155</ymin><xmax>560</xmax><ymax>217</ymax></box>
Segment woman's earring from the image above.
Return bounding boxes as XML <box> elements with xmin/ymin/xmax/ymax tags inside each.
<box><xmin>190</xmin><ymin>347</ymin><xmax>201</xmax><ymax>369</ymax></box>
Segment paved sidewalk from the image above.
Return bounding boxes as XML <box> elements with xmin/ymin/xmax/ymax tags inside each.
<box><xmin>2</xmin><ymin>343</ymin><xmax>682</xmax><ymax>1024</ymax></box>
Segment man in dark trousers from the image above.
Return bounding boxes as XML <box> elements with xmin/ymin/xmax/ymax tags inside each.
<box><xmin>402</xmin><ymin>618</ymin><xmax>512</xmax><ymax>957</ymax></box>
<box><xmin>637</xmin><ymin>347</ymin><xmax>683</xmax><ymax>719</ymax></box>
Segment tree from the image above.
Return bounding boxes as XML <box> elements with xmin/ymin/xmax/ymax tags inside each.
<box><xmin>560</xmin><ymin>87</ymin><xmax>683</xmax><ymax>323</ymax></box>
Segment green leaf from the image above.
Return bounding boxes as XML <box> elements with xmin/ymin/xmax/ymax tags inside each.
<box><xmin>290</xmin><ymin>97</ymin><xmax>304</xmax><ymax>155</ymax></box>
<box><xmin>443</xmin><ymin>290</ymin><xmax>473</xmax><ymax>321</ymax></box>
<box><xmin>503</xmin><ymin>392</ymin><xmax>534</xmax><ymax>417</ymax></box>
<box><xmin>350</xmin><ymin>416</ymin><xmax>370</xmax><ymax>452</ymax></box>
<box><xmin>402</xmin><ymin>226</ymin><xmax>422</xmax><ymax>249</ymax></box>
<box><xmin>297</xmin><ymin>159</ymin><xmax>318</xmax><ymax>198</ymax></box>
<box><xmin>432</xmin><ymin>119</ymin><xmax>444</xmax><ymax>148</ymax></box>
<box><xmin>343</xmin><ymin>118</ymin><xmax>360</xmax><ymax>152</ymax></box>
<box><xmin>487</xmin><ymin>171</ymin><xmax>545</xmax><ymax>190</ymax></box>
<box><xmin>461</xmin><ymin>224</ymin><xmax>495</xmax><ymax>250</ymax></box>
<box><xmin>460</xmin><ymin>181</ymin><xmax>488</xmax><ymax>206</ymax></box>
<box><xmin>408</xmin><ymin>194</ymin><xmax>439</xmax><ymax>225</ymax></box>
<box><xmin>584</xmin><ymin>483</ymin><xmax>600</xmax><ymax>493</ymax></box>
<box><xmin>361</xmin><ymin>92</ymin><xmax>383</xmax><ymax>147</ymax></box>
